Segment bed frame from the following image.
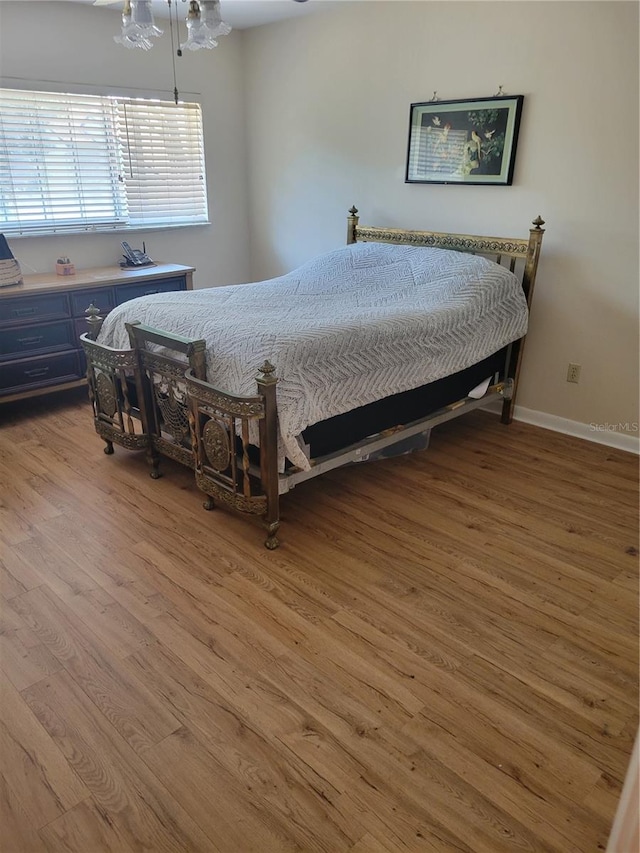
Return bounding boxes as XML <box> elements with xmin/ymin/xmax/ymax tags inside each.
<box><xmin>81</xmin><ymin>207</ymin><xmax>545</xmax><ymax>548</ymax></box>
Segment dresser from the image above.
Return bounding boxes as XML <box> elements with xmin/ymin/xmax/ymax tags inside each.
<box><xmin>0</xmin><ymin>263</ymin><xmax>194</xmax><ymax>403</ymax></box>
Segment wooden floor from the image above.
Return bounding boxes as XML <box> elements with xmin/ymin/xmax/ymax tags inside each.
<box><xmin>1</xmin><ymin>390</ymin><xmax>638</xmax><ymax>853</ymax></box>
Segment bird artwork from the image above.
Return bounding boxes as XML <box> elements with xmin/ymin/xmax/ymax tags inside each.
<box><xmin>431</xmin><ymin>116</ymin><xmax>441</xmax><ymax>126</ymax></box>
<box><xmin>484</xmin><ymin>129</ymin><xmax>495</xmax><ymax>139</ymax></box>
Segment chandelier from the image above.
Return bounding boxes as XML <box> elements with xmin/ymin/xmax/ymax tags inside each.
<box><xmin>113</xmin><ymin>0</ymin><xmax>231</xmax><ymax>52</ymax></box>
<box><xmin>100</xmin><ymin>0</ymin><xmax>308</xmax><ymax>102</ymax></box>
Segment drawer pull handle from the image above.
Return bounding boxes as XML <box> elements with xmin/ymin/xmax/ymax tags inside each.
<box><xmin>18</xmin><ymin>335</ymin><xmax>44</xmax><ymax>346</ymax></box>
<box><xmin>24</xmin><ymin>367</ymin><xmax>50</xmax><ymax>378</ymax></box>
<box><xmin>143</xmin><ymin>289</ymin><xmax>160</xmax><ymax>296</ymax></box>
<box><xmin>13</xmin><ymin>307</ymin><xmax>37</xmax><ymax>317</ymax></box>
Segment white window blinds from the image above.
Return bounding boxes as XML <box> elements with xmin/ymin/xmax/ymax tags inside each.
<box><xmin>116</xmin><ymin>99</ymin><xmax>208</xmax><ymax>228</ymax></box>
<box><xmin>0</xmin><ymin>88</ymin><xmax>208</xmax><ymax>236</ymax></box>
<box><xmin>0</xmin><ymin>89</ymin><xmax>125</xmax><ymax>234</ymax></box>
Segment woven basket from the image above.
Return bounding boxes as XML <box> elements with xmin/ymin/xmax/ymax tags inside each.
<box><xmin>0</xmin><ymin>257</ymin><xmax>23</xmax><ymax>287</ymax></box>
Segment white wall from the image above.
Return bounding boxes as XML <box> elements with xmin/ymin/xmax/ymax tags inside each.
<box><xmin>244</xmin><ymin>1</ymin><xmax>639</xmax><ymax>437</ymax></box>
<box><xmin>0</xmin><ymin>0</ymin><xmax>251</xmax><ymax>289</ymax></box>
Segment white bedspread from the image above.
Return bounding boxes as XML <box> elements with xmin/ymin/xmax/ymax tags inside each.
<box><xmin>98</xmin><ymin>243</ymin><xmax>528</xmax><ymax>469</ymax></box>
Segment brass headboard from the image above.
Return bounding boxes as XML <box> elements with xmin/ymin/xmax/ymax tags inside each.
<box><xmin>346</xmin><ymin>206</ymin><xmax>545</xmax><ymax>309</ymax></box>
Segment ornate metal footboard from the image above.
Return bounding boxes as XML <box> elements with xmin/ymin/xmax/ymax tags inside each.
<box><xmin>81</xmin><ymin>323</ymin><xmax>207</xmax><ymax>477</ymax></box>
<box><xmin>81</xmin><ymin>333</ymin><xmax>147</xmax><ymax>456</ymax></box>
<box><xmin>185</xmin><ymin>362</ymin><xmax>280</xmax><ymax>550</ymax></box>
<box><xmin>126</xmin><ymin>322</ymin><xmax>206</xmax><ymax>478</ymax></box>
<box><xmin>82</xmin><ymin>320</ymin><xmax>281</xmax><ymax>548</ymax></box>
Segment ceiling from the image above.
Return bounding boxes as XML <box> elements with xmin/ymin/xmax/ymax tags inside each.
<box><xmin>1</xmin><ymin>0</ymin><xmax>323</xmax><ymax>30</ymax></box>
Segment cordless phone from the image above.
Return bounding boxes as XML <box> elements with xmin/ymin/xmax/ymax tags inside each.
<box><xmin>121</xmin><ymin>241</ymin><xmax>153</xmax><ymax>267</ymax></box>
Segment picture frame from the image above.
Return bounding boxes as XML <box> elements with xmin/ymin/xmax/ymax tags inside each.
<box><xmin>405</xmin><ymin>95</ymin><xmax>524</xmax><ymax>186</ymax></box>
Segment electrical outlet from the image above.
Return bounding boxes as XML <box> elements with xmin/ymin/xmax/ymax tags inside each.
<box><xmin>567</xmin><ymin>363</ymin><xmax>581</xmax><ymax>383</ymax></box>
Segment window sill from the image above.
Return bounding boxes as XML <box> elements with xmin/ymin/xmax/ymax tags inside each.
<box><xmin>5</xmin><ymin>222</ymin><xmax>212</xmax><ymax>240</ymax></box>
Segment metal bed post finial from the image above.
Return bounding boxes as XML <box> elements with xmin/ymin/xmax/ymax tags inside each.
<box><xmin>85</xmin><ymin>303</ymin><xmax>104</xmax><ymax>340</ymax></box>
<box><xmin>522</xmin><ymin>215</ymin><xmax>545</xmax><ymax>308</ymax></box>
<box><xmin>347</xmin><ymin>206</ymin><xmax>359</xmax><ymax>245</ymax></box>
<box><xmin>259</xmin><ymin>360</ymin><xmax>276</xmax><ymax>379</ymax></box>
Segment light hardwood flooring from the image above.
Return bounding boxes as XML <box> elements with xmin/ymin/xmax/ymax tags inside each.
<box><xmin>0</xmin><ymin>390</ymin><xmax>638</xmax><ymax>852</ymax></box>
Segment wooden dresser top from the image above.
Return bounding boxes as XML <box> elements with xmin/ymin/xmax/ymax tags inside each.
<box><xmin>0</xmin><ymin>263</ymin><xmax>195</xmax><ymax>298</ymax></box>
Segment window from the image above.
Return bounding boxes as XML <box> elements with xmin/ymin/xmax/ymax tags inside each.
<box><xmin>0</xmin><ymin>88</ymin><xmax>208</xmax><ymax>236</ymax></box>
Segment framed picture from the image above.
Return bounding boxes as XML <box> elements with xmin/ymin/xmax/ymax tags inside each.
<box><xmin>405</xmin><ymin>95</ymin><xmax>524</xmax><ymax>186</ymax></box>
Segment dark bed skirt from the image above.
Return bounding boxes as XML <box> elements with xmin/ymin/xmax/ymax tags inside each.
<box><xmin>301</xmin><ymin>348</ymin><xmax>506</xmax><ymax>458</ymax></box>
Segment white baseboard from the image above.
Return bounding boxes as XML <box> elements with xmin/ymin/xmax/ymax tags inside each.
<box><xmin>483</xmin><ymin>400</ymin><xmax>640</xmax><ymax>455</ymax></box>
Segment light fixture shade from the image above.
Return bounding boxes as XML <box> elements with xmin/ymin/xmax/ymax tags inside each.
<box><xmin>181</xmin><ymin>0</ymin><xmax>231</xmax><ymax>51</ymax></box>
<box><xmin>131</xmin><ymin>0</ymin><xmax>163</xmax><ymax>35</ymax></box>
<box><xmin>180</xmin><ymin>1</ymin><xmax>210</xmax><ymax>51</ymax></box>
<box><xmin>114</xmin><ymin>0</ymin><xmax>163</xmax><ymax>50</ymax></box>
<box><xmin>200</xmin><ymin>0</ymin><xmax>232</xmax><ymax>38</ymax></box>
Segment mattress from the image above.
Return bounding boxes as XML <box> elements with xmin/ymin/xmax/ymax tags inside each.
<box><xmin>97</xmin><ymin>242</ymin><xmax>528</xmax><ymax>470</ymax></box>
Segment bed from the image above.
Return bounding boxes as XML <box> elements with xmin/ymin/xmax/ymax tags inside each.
<box><xmin>81</xmin><ymin>207</ymin><xmax>545</xmax><ymax>548</ymax></box>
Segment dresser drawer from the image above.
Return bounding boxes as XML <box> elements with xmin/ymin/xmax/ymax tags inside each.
<box><xmin>115</xmin><ymin>276</ymin><xmax>186</xmax><ymax>305</ymax></box>
<box><xmin>0</xmin><ymin>292</ymin><xmax>71</xmax><ymax>326</ymax></box>
<box><xmin>70</xmin><ymin>287</ymin><xmax>115</xmax><ymax>318</ymax></box>
<box><xmin>0</xmin><ymin>351</ymin><xmax>82</xmax><ymax>395</ymax></box>
<box><xmin>0</xmin><ymin>320</ymin><xmax>76</xmax><ymax>360</ymax></box>
<box><xmin>0</xmin><ymin>264</ymin><xmax>191</xmax><ymax>403</ymax></box>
